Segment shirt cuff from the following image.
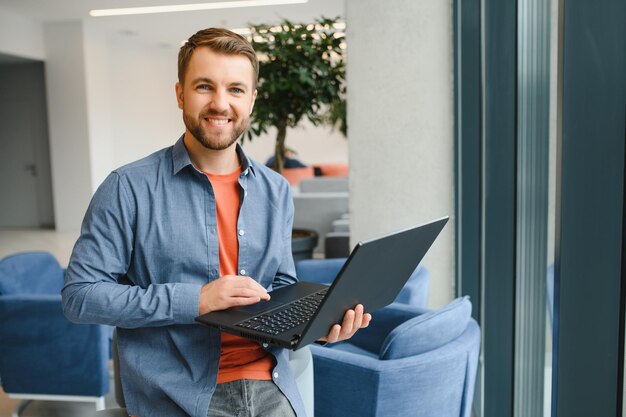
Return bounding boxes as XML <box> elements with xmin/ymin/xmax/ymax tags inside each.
<box><xmin>172</xmin><ymin>283</ymin><xmax>203</xmax><ymax>324</ymax></box>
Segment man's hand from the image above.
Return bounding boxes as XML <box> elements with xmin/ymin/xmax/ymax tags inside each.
<box><xmin>318</xmin><ymin>304</ymin><xmax>372</xmax><ymax>344</ymax></box>
<box><xmin>198</xmin><ymin>275</ymin><xmax>270</xmax><ymax>315</ymax></box>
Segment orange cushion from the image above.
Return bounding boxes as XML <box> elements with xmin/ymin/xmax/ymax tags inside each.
<box><xmin>282</xmin><ymin>167</ymin><xmax>315</xmax><ymax>186</ymax></box>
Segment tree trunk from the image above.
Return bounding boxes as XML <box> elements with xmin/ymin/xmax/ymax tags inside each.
<box><xmin>274</xmin><ymin>120</ymin><xmax>288</xmax><ymax>173</ymax></box>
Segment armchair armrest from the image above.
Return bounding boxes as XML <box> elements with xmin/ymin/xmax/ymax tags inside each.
<box><xmin>310</xmin><ymin>344</ymin><xmax>382</xmax><ymax>416</ymax></box>
<box><xmin>0</xmin><ymin>294</ymin><xmax>110</xmax><ymax>396</ymax></box>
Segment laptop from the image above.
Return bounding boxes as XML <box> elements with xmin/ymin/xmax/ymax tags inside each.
<box><xmin>195</xmin><ymin>216</ymin><xmax>449</xmax><ymax>350</ymax></box>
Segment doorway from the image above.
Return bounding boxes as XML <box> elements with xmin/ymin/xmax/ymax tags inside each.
<box><xmin>0</xmin><ymin>56</ymin><xmax>54</xmax><ymax>228</ymax></box>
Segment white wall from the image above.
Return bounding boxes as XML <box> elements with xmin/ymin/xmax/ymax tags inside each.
<box><xmin>83</xmin><ymin>23</ymin><xmax>115</xmax><ymax>191</ymax></box>
<box><xmin>0</xmin><ymin>10</ymin><xmax>45</xmax><ymax>60</ymax></box>
<box><xmin>346</xmin><ymin>0</ymin><xmax>455</xmax><ymax>308</ymax></box>
<box><xmin>107</xmin><ymin>37</ymin><xmax>181</xmax><ymax>168</ymax></box>
<box><xmin>43</xmin><ymin>21</ymin><xmax>93</xmax><ymax>232</ymax></box>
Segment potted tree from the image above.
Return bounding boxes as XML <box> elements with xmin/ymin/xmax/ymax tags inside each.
<box><xmin>244</xmin><ymin>16</ymin><xmax>347</xmax><ymax>173</ymax></box>
<box><xmin>244</xmin><ymin>17</ymin><xmax>347</xmax><ymax>260</ymax></box>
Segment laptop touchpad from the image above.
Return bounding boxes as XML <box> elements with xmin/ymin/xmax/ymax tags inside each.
<box><xmin>237</xmin><ymin>300</ymin><xmax>284</xmax><ymax>315</ymax></box>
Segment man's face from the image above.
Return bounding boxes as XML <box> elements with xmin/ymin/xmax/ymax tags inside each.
<box><xmin>176</xmin><ymin>47</ymin><xmax>257</xmax><ymax>151</ymax></box>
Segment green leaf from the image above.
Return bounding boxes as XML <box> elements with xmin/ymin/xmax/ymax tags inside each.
<box><xmin>246</xmin><ymin>16</ymin><xmax>347</xmax><ymax>164</ymax></box>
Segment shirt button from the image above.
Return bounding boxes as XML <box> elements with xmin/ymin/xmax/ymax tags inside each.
<box><xmin>240</xmin><ymin>269</ymin><xmax>246</xmax><ymax>275</ymax></box>
<box><xmin>273</xmin><ymin>372</ymin><xmax>279</xmax><ymax>379</ymax></box>
<box><xmin>239</xmin><ymin>229</ymin><xmax>245</xmax><ymax>236</ymax></box>
<box><xmin>262</xmin><ymin>343</ymin><xmax>269</xmax><ymax>348</ymax></box>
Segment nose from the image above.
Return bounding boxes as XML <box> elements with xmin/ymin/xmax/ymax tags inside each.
<box><xmin>209</xmin><ymin>87</ymin><xmax>229</xmax><ymax>113</ymax></box>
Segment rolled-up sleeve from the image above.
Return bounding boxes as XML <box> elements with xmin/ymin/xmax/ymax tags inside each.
<box><xmin>62</xmin><ymin>172</ymin><xmax>201</xmax><ymax>328</ymax></box>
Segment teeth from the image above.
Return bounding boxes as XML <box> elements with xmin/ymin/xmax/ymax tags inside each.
<box><xmin>207</xmin><ymin>118</ymin><xmax>229</xmax><ymax>125</ymax></box>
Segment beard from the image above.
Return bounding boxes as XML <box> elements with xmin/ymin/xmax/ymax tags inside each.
<box><xmin>183</xmin><ymin>108</ymin><xmax>248</xmax><ymax>151</ymax></box>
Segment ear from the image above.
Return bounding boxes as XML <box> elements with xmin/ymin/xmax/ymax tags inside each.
<box><xmin>175</xmin><ymin>82</ymin><xmax>184</xmax><ymax>110</ymax></box>
<box><xmin>249</xmin><ymin>89</ymin><xmax>257</xmax><ymax>115</ymax></box>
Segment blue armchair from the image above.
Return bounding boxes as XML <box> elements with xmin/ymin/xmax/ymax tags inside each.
<box><xmin>310</xmin><ymin>297</ymin><xmax>480</xmax><ymax>417</ymax></box>
<box><xmin>295</xmin><ymin>258</ymin><xmax>430</xmax><ymax>308</ymax></box>
<box><xmin>0</xmin><ymin>251</ymin><xmax>110</xmax><ymax>416</ymax></box>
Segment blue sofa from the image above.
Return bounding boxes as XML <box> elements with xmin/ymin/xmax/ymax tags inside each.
<box><xmin>0</xmin><ymin>251</ymin><xmax>110</xmax><ymax>415</ymax></box>
<box><xmin>310</xmin><ymin>297</ymin><xmax>480</xmax><ymax>417</ymax></box>
<box><xmin>296</xmin><ymin>258</ymin><xmax>430</xmax><ymax>308</ymax></box>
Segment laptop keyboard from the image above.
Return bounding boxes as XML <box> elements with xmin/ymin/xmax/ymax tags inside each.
<box><xmin>236</xmin><ymin>288</ymin><xmax>328</xmax><ymax>335</ymax></box>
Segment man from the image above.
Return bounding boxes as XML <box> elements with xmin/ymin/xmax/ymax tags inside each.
<box><xmin>62</xmin><ymin>28</ymin><xmax>370</xmax><ymax>417</ymax></box>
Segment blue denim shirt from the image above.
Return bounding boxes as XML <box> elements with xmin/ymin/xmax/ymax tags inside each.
<box><xmin>62</xmin><ymin>136</ymin><xmax>306</xmax><ymax>417</ymax></box>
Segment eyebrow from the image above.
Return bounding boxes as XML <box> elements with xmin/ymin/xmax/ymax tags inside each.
<box><xmin>229</xmin><ymin>81</ymin><xmax>250</xmax><ymax>90</ymax></box>
<box><xmin>190</xmin><ymin>77</ymin><xmax>214</xmax><ymax>87</ymax></box>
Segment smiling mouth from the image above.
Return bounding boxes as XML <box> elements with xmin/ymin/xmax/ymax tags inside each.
<box><xmin>205</xmin><ymin>117</ymin><xmax>231</xmax><ymax>126</ymax></box>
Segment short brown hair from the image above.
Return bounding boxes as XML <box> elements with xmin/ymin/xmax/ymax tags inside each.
<box><xmin>178</xmin><ymin>28</ymin><xmax>259</xmax><ymax>89</ymax></box>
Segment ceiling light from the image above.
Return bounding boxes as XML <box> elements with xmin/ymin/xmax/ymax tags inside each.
<box><xmin>231</xmin><ymin>21</ymin><xmax>345</xmax><ymax>36</ymax></box>
<box><xmin>90</xmin><ymin>0</ymin><xmax>308</xmax><ymax>17</ymax></box>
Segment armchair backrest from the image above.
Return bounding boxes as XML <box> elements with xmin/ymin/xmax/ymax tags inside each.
<box><xmin>295</xmin><ymin>257</ymin><xmax>347</xmax><ymax>285</ymax></box>
<box><xmin>380</xmin><ymin>296</ymin><xmax>471</xmax><ymax>359</ymax></box>
<box><xmin>344</xmin><ymin>297</ymin><xmax>472</xmax><ymax>359</ymax></box>
<box><xmin>0</xmin><ymin>251</ymin><xmax>64</xmax><ymax>295</ymax></box>
<box><xmin>296</xmin><ymin>258</ymin><xmax>430</xmax><ymax>308</ymax></box>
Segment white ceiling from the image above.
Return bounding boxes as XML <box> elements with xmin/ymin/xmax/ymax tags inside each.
<box><xmin>0</xmin><ymin>0</ymin><xmax>344</xmax><ymax>49</ymax></box>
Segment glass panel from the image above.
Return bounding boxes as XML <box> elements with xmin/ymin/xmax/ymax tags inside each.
<box><xmin>546</xmin><ymin>0</ymin><xmax>561</xmax><ymax>413</ymax></box>
<box><xmin>514</xmin><ymin>0</ymin><xmax>552</xmax><ymax>415</ymax></box>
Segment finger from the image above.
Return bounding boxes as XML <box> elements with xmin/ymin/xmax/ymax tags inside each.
<box><xmin>351</xmin><ymin>304</ymin><xmax>364</xmax><ymax>332</ymax></box>
<box><xmin>239</xmin><ymin>277</ymin><xmax>270</xmax><ymax>296</ymax></box>
<box><xmin>361</xmin><ymin>313</ymin><xmax>372</xmax><ymax>328</ymax></box>
<box><xmin>223</xmin><ymin>279</ymin><xmax>267</xmax><ymax>301</ymax></box>
<box><xmin>340</xmin><ymin>309</ymin><xmax>356</xmax><ymax>336</ymax></box>
<box><xmin>228</xmin><ymin>295</ymin><xmax>262</xmax><ymax>307</ymax></box>
<box><xmin>326</xmin><ymin>324</ymin><xmax>341</xmax><ymax>343</ymax></box>
<box><xmin>227</xmin><ymin>286</ymin><xmax>271</xmax><ymax>300</ymax></box>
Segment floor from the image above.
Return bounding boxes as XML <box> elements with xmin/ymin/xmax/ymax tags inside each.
<box><xmin>0</xmin><ymin>376</ymin><xmax>118</xmax><ymax>417</ymax></box>
<box><xmin>0</xmin><ymin>228</ymin><xmax>78</xmax><ymax>267</ymax></box>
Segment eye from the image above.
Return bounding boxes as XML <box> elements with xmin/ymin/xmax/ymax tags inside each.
<box><xmin>196</xmin><ymin>84</ymin><xmax>211</xmax><ymax>91</ymax></box>
<box><xmin>231</xmin><ymin>87</ymin><xmax>245</xmax><ymax>94</ymax></box>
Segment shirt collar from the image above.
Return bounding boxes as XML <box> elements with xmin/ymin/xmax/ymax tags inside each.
<box><xmin>172</xmin><ymin>135</ymin><xmax>256</xmax><ymax>177</ymax></box>
<box><xmin>235</xmin><ymin>142</ymin><xmax>256</xmax><ymax>177</ymax></box>
<box><xmin>172</xmin><ymin>135</ymin><xmax>192</xmax><ymax>175</ymax></box>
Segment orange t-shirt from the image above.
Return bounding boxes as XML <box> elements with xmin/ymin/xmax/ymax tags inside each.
<box><xmin>204</xmin><ymin>167</ymin><xmax>274</xmax><ymax>384</ymax></box>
